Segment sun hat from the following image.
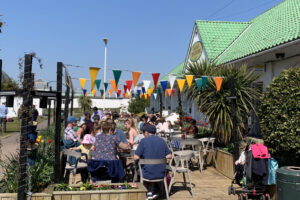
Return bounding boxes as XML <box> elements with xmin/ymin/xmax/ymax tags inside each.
<box><xmin>82</xmin><ymin>134</ymin><xmax>93</xmax><ymax>144</ymax></box>
<box><xmin>77</xmin><ymin>121</ymin><xmax>85</xmax><ymax>127</ymax></box>
<box><xmin>67</xmin><ymin>116</ymin><xmax>79</xmax><ymax>123</ymax></box>
<box><xmin>142</xmin><ymin>124</ymin><xmax>157</xmax><ymax>134</ymax></box>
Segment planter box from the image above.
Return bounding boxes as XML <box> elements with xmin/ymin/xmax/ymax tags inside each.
<box><xmin>52</xmin><ymin>183</ymin><xmax>147</xmax><ymax>200</ymax></box>
<box><xmin>206</xmin><ymin>149</ymin><xmax>235</xmax><ymax>179</ymax></box>
<box><xmin>0</xmin><ymin>193</ymin><xmax>51</xmax><ymax>200</ymax></box>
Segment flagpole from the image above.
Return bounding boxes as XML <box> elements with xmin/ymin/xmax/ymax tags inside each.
<box><xmin>103</xmin><ymin>38</ymin><xmax>108</xmax><ymax>111</ymax></box>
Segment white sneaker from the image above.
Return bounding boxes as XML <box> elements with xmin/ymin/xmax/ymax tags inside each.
<box><xmin>146</xmin><ymin>192</ymin><xmax>153</xmax><ymax>200</ymax></box>
<box><xmin>152</xmin><ymin>193</ymin><xmax>159</xmax><ymax>199</ymax></box>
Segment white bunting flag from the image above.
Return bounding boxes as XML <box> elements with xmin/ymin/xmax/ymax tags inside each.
<box><xmin>169</xmin><ymin>74</ymin><xmax>176</xmax><ymax>90</ymax></box>
<box><xmin>143</xmin><ymin>80</ymin><xmax>151</xmax><ymax>92</ymax></box>
<box><xmin>153</xmin><ymin>93</ymin><xmax>157</xmax><ymax>100</ymax></box>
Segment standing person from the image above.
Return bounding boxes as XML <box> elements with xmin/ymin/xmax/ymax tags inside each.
<box><xmin>0</xmin><ymin>102</ymin><xmax>8</xmax><ymax>132</ymax></box>
<box><xmin>134</xmin><ymin>124</ymin><xmax>172</xmax><ymax>199</ymax></box>
<box><xmin>91</xmin><ymin>107</ymin><xmax>104</xmax><ymax>122</ymax></box>
<box><xmin>126</xmin><ymin>118</ymin><xmax>144</xmax><ymax>150</ymax></box>
<box><xmin>63</xmin><ymin>116</ymin><xmax>80</xmax><ymax>148</ymax></box>
<box><xmin>32</xmin><ymin>105</ymin><xmax>39</xmax><ymax>122</ymax></box>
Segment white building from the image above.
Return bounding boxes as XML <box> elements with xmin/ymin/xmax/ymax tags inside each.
<box><xmin>150</xmin><ymin>0</ymin><xmax>300</xmax><ymax>125</ymax></box>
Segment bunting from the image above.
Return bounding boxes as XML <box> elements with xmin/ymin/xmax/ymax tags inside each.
<box><xmin>185</xmin><ymin>75</ymin><xmax>194</xmax><ymax>88</ymax></box>
<box><xmin>160</xmin><ymin>81</ymin><xmax>168</xmax><ymax>92</ymax></box>
<box><xmin>85</xmin><ymin>91</ymin><xmax>88</xmax><ymax>96</ymax></box>
<box><xmin>142</xmin><ymin>87</ymin><xmax>146</xmax><ymax>94</ymax></box>
<box><xmin>153</xmin><ymin>93</ymin><xmax>157</xmax><ymax>100</ymax></box>
<box><xmin>167</xmin><ymin>89</ymin><xmax>172</xmax><ymax>96</ymax></box>
<box><xmin>171</xmin><ymin>89</ymin><xmax>175</xmax><ymax>96</ymax></box>
<box><xmin>137</xmin><ymin>89</ymin><xmax>141</xmax><ymax>97</ymax></box>
<box><xmin>214</xmin><ymin>77</ymin><xmax>223</xmax><ymax>91</ymax></box>
<box><xmin>109</xmin><ymin>89</ymin><xmax>113</xmax><ymax>97</ymax></box>
<box><xmin>79</xmin><ymin>78</ymin><xmax>87</xmax><ymax>89</ymax></box>
<box><xmin>195</xmin><ymin>78</ymin><xmax>203</xmax><ymax>92</ymax></box>
<box><xmin>117</xmin><ymin>90</ymin><xmax>122</xmax><ymax>97</ymax></box>
<box><xmin>123</xmin><ymin>85</ymin><xmax>128</xmax><ymax>93</ymax></box>
<box><xmin>100</xmin><ymin>89</ymin><xmax>104</xmax><ymax>97</ymax></box>
<box><xmin>147</xmin><ymin>88</ymin><xmax>154</xmax><ymax>96</ymax></box>
<box><xmin>113</xmin><ymin>70</ymin><xmax>122</xmax><ymax>85</ymax></box>
<box><xmin>157</xmin><ymin>88</ymin><xmax>161</xmax><ymax>95</ymax></box>
<box><xmin>104</xmin><ymin>82</ymin><xmax>108</xmax><ymax>91</ymax></box>
<box><xmin>143</xmin><ymin>80</ymin><xmax>151</xmax><ymax>92</ymax></box>
<box><xmin>177</xmin><ymin>79</ymin><xmax>186</xmax><ymax>92</ymax></box>
<box><xmin>202</xmin><ymin>76</ymin><xmax>208</xmax><ymax>90</ymax></box>
<box><xmin>83</xmin><ymin>89</ymin><xmax>87</xmax><ymax>96</ymax></box>
<box><xmin>132</xmin><ymin>72</ymin><xmax>141</xmax><ymax>87</ymax></box>
<box><xmin>110</xmin><ymin>80</ymin><xmax>117</xmax><ymax>92</ymax></box>
<box><xmin>152</xmin><ymin>73</ymin><xmax>160</xmax><ymax>89</ymax></box>
<box><xmin>95</xmin><ymin>79</ymin><xmax>101</xmax><ymax>90</ymax></box>
<box><xmin>92</xmin><ymin>89</ymin><xmax>96</xmax><ymax>97</ymax></box>
<box><xmin>169</xmin><ymin>74</ymin><xmax>176</xmax><ymax>90</ymax></box>
<box><xmin>126</xmin><ymin>80</ymin><xmax>133</xmax><ymax>91</ymax></box>
<box><xmin>89</xmin><ymin>67</ymin><xmax>100</xmax><ymax>90</ymax></box>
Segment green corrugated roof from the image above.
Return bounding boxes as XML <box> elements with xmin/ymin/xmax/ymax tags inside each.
<box><xmin>159</xmin><ymin>61</ymin><xmax>184</xmax><ymax>82</ymax></box>
<box><xmin>216</xmin><ymin>0</ymin><xmax>300</xmax><ymax>64</ymax></box>
<box><xmin>196</xmin><ymin>20</ymin><xmax>249</xmax><ymax>61</ymax></box>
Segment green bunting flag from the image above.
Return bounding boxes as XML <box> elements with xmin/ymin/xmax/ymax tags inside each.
<box><xmin>202</xmin><ymin>76</ymin><xmax>208</xmax><ymax>90</ymax></box>
<box><xmin>104</xmin><ymin>82</ymin><xmax>108</xmax><ymax>91</ymax></box>
<box><xmin>157</xmin><ymin>88</ymin><xmax>161</xmax><ymax>95</ymax></box>
<box><xmin>100</xmin><ymin>89</ymin><xmax>104</xmax><ymax>96</ymax></box>
<box><xmin>113</xmin><ymin>70</ymin><xmax>122</xmax><ymax>85</ymax></box>
<box><xmin>95</xmin><ymin>79</ymin><xmax>101</xmax><ymax>90</ymax></box>
<box><xmin>195</xmin><ymin>78</ymin><xmax>203</xmax><ymax>92</ymax></box>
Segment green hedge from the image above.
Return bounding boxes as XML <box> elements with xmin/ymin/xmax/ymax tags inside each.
<box><xmin>259</xmin><ymin>67</ymin><xmax>300</xmax><ymax>166</ymax></box>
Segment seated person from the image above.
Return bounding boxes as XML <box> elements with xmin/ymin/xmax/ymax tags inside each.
<box><xmin>134</xmin><ymin>124</ymin><xmax>172</xmax><ymax>199</ymax></box>
<box><xmin>182</xmin><ymin>119</ymin><xmax>198</xmax><ymax>135</ymax></box>
<box><xmin>63</xmin><ymin>116</ymin><xmax>80</xmax><ymax>148</ymax></box>
<box><xmin>76</xmin><ymin>121</ymin><xmax>86</xmax><ymax>143</ymax></box>
<box><xmin>70</xmin><ymin>134</ymin><xmax>93</xmax><ymax>161</ymax></box>
<box><xmin>94</xmin><ymin>121</ymin><xmax>129</xmax><ymax>160</ymax></box>
<box><xmin>106</xmin><ymin>119</ymin><xmax>127</xmax><ymax>144</ymax></box>
<box><xmin>126</xmin><ymin>118</ymin><xmax>143</xmax><ymax>150</ymax></box>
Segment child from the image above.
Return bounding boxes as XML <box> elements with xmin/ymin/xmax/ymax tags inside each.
<box><xmin>70</xmin><ymin>134</ymin><xmax>93</xmax><ymax>161</ymax></box>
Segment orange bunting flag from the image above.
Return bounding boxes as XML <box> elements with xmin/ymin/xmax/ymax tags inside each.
<box><xmin>185</xmin><ymin>75</ymin><xmax>194</xmax><ymax>88</ymax></box>
<box><xmin>109</xmin><ymin>89</ymin><xmax>113</xmax><ymax>97</ymax></box>
<box><xmin>129</xmin><ymin>93</ymin><xmax>132</xmax><ymax>99</ymax></box>
<box><xmin>132</xmin><ymin>72</ymin><xmax>142</xmax><ymax>87</ymax></box>
<box><xmin>110</xmin><ymin>80</ymin><xmax>118</xmax><ymax>92</ymax></box>
<box><xmin>167</xmin><ymin>89</ymin><xmax>172</xmax><ymax>96</ymax></box>
<box><xmin>177</xmin><ymin>79</ymin><xmax>186</xmax><ymax>92</ymax></box>
<box><xmin>214</xmin><ymin>77</ymin><xmax>223</xmax><ymax>91</ymax></box>
<box><xmin>85</xmin><ymin>91</ymin><xmax>88</xmax><ymax>96</ymax></box>
<box><xmin>89</xmin><ymin>67</ymin><xmax>100</xmax><ymax>91</ymax></box>
<box><xmin>139</xmin><ymin>93</ymin><xmax>143</xmax><ymax>99</ymax></box>
<box><xmin>79</xmin><ymin>78</ymin><xmax>87</xmax><ymax>89</ymax></box>
<box><xmin>92</xmin><ymin>89</ymin><xmax>96</xmax><ymax>97</ymax></box>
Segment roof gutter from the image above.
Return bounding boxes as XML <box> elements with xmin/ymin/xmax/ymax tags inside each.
<box><xmin>225</xmin><ymin>37</ymin><xmax>300</xmax><ymax>65</ymax></box>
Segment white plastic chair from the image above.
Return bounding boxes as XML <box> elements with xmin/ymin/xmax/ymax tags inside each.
<box><xmin>168</xmin><ymin>152</ymin><xmax>194</xmax><ymax>196</ymax></box>
<box><xmin>198</xmin><ymin>137</ymin><xmax>217</xmax><ymax>171</ymax></box>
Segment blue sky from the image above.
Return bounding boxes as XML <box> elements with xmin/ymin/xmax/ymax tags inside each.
<box><xmin>0</xmin><ymin>0</ymin><xmax>282</xmax><ymax>92</ymax></box>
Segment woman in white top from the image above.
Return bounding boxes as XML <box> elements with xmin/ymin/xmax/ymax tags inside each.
<box><xmin>125</xmin><ymin>118</ymin><xmax>143</xmax><ymax>149</ymax></box>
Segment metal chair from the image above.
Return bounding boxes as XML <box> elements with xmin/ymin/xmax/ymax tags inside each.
<box><xmin>199</xmin><ymin>137</ymin><xmax>217</xmax><ymax>171</ymax></box>
<box><xmin>168</xmin><ymin>152</ymin><xmax>194</xmax><ymax>196</ymax></box>
<box><xmin>138</xmin><ymin>158</ymin><xmax>169</xmax><ymax>200</ymax></box>
<box><xmin>63</xmin><ymin>149</ymin><xmax>87</xmax><ymax>184</ymax></box>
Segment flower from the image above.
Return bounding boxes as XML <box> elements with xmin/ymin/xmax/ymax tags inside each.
<box><xmin>36</xmin><ymin>139</ymin><xmax>40</xmax><ymax>143</ymax></box>
<box><xmin>41</xmin><ymin>140</ymin><xmax>44</xmax><ymax>143</ymax></box>
<box><xmin>129</xmin><ymin>183</ymin><xmax>137</xmax><ymax>188</ymax></box>
<box><xmin>38</xmin><ymin>136</ymin><xmax>42</xmax><ymax>139</ymax></box>
<box><xmin>80</xmin><ymin>186</ymin><xmax>86</xmax><ymax>191</ymax></box>
<box><xmin>48</xmin><ymin>139</ymin><xmax>52</xmax><ymax>143</ymax></box>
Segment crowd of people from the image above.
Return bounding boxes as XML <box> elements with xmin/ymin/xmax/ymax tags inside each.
<box><xmin>63</xmin><ymin>107</ymin><xmax>199</xmax><ymax>199</ymax></box>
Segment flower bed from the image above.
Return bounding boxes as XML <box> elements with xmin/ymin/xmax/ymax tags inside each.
<box><xmin>53</xmin><ymin>182</ymin><xmax>146</xmax><ymax>200</ymax></box>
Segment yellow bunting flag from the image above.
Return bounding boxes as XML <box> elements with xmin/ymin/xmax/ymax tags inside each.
<box><xmin>177</xmin><ymin>79</ymin><xmax>186</xmax><ymax>92</ymax></box>
<box><xmin>89</xmin><ymin>67</ymin><xmax>100</xmax><ymax>91</ymax></box>
<box><xmin>79</xmin><ymin>78</ymin><xmax>87</xmax><ymax>89</ymax></box>
<box><xmin>147</xmin><ymin>88</ymin><xmax>154</xmax><ymax>96</ymax></box>
<box><xmin>109</xmin><ymin>89</ymin><xmax>113</xmax><ymax>97</ymax></box>
<box><xmin>132</xmin><ymin>72</ymin><xmax>142</xmax><ymax>87</ymax></box>
<box><xmin>185</xmin><ymin>75</ymin><xmax>194</xmax><ymax>88</ymax></box>
<box><xmin>110</xmin><ymin>80</ymin><xmax>117</xmax><ymax>92</ymax></box>
<box><xmin>144</xmin><ymin>93</ymin><xmax>148</xmax><ymax>99</ymax></box>
<box><xmin>214</xmin><ymin>77</ymin><xmax>223</xmax><ymax>91</ymax></box>
<box><xmin>167</xmin><ymin>89</ymin><xmax>172</xmax><ymax>96</ymax></box>
<box><xmin>92</xmin><ymin>89</ymin><xmax>96</xmax><ymax>97</ymax></box>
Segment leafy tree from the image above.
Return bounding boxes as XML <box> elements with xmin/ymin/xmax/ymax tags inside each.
<box><xmin>1</xmin><ymin>78</ymin><xmax>19</xmax><ymax>91</ymax></box>
<box><xmin>184</xmin><ymin>62</ymin><xmax>261</xmax><ymax>145</ymax></box>
<box><xmin>128</xmin><ymin>96</ymin><xmax>150</xmax><ymax>114</ymax></box>
<box><xmin>78</xmin><ymin>95</ymin><xmax>92</xmax><ymax>112</ymax></box>
<box><xmin>259</xmin><ymin>67</ymin><xmax>300</xmax><ymax>166</ymax></box>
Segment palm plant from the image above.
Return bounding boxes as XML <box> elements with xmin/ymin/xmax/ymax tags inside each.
<box><xmin>78</xmin><ymin>95</ymin><xmax>92</xmax><ymax>112</ymax></box>
<box><xmin>184</xmin><ymin>62</ymin><xmax>261</xmax><ymax>145</ymax></box>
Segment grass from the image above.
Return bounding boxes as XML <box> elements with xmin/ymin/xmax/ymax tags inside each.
<box><xmin>0</xmin><ymin>116</ymin><xmax>47</xmax><ymax>138</ymax></box>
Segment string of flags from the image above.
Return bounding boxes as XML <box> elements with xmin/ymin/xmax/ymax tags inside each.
<box><xmin>77</xmin><ymin>67</ymin><xmax>224</xmax><ymax>99</ymax></box>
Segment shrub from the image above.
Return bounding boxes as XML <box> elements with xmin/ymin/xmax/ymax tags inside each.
<box><xmin>128</xmin><ymin>97</ymin><xmax>150</xmax><ymax>114</ymax></box>
<box><xmin>194</xmin><ymin>127</ymin><xmax>212</xmax><ymax>139</ymax></box>
<box><xmin>259</xmin><ymin>67</ymin><xmax>300</xmax><ymax>166</ymax></box>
